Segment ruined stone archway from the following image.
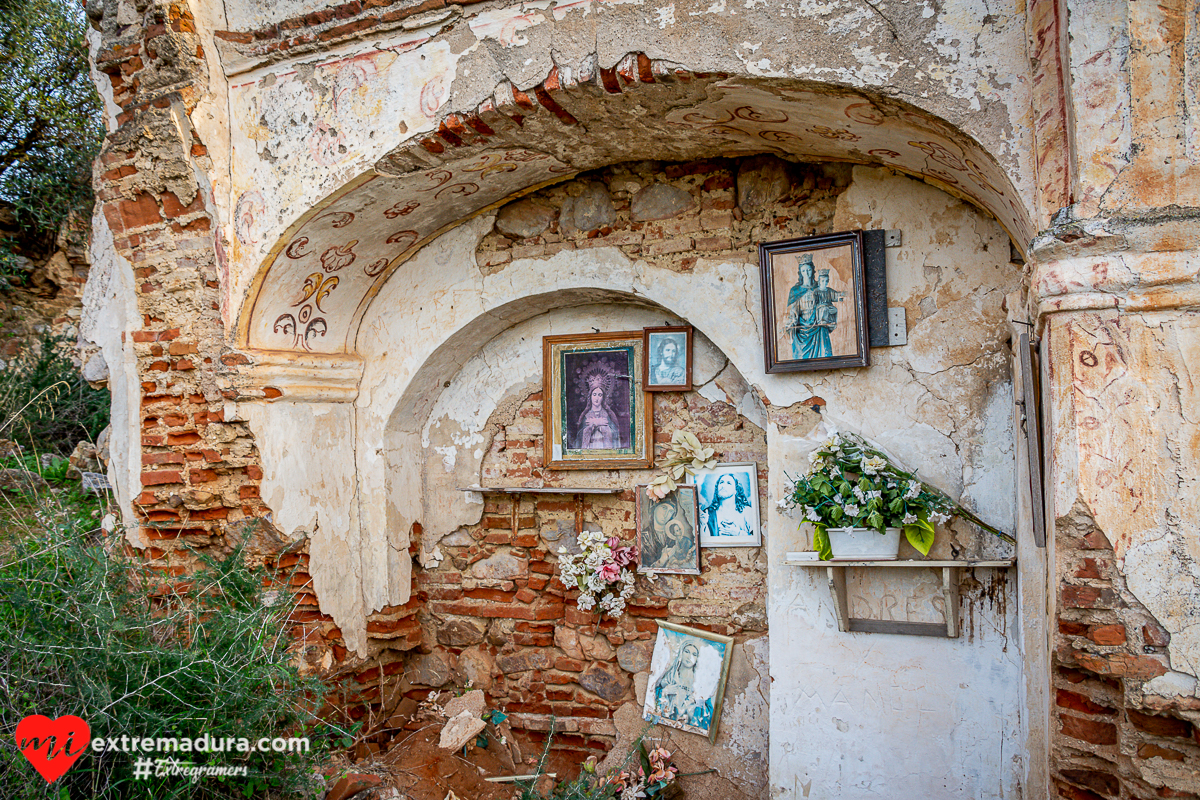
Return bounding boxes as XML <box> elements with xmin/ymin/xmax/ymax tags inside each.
<box><xmin>234</xmin><ymin>60</ymin><xmax>1035</xmax><ymax>366</ymax></box>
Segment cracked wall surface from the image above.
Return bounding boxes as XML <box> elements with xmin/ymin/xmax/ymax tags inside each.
<box><xmin>83</xmin><ymin>0</ymin><xmax>1200</xmax><ymax>796</ymax></box>
<box><xmin>243</xmin><ymin>159</ymin><xmax>1027</xmax><ymax>795</ymax></box>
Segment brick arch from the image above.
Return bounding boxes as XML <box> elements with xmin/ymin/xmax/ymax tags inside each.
<box><xmin>237</xmin><ymin>55</ymin><xmax>1034</xmax><ymax>357</ymax></box>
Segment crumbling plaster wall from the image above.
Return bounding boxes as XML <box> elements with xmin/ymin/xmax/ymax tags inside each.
<box><xmin>766</xmin><ymin>168</ymin><xmax>1024</xmax><ymax>798</ymax></box>
<box><xmin>1024</xmin><ymin>1</ymin><xmax>1200</xmax><ymax>796</ymax></box>
<box><xmin>241</xmin><ymin>162</ymin><xmax>1027</xmax><ymax>795</ymax></box>
<box><xmin>214</xmin><ymin>0</ymin><xmax>1039</xmax><ymax>332</ymax></box>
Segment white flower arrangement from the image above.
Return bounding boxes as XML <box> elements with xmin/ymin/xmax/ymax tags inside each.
<box><xmin>782</xmin><ymin>431</ymin><xmax>1014</xmax><ymax>560</ymax></box>
<box><xmin>558</xmin><ymin>529</ymin><xmax>639</xmax><ymax>618</ymax></box>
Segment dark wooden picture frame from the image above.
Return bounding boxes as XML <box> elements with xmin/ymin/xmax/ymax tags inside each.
<box><xmin>642</xmin><ymin>325</ymin><xmax>693</xmax><ymax>391</ymax></box>
<box><xmin>635</xmin><ymin>485</ymin><xmax>701</xmax><ymax>575</ymax></box>
<box><xmin>759</xmin><ymin>230</ymin><xmax>870</xmax><ymax>373</ymax></box>
<box><xmin>542</xmin><ymin>331</ymin><xmax>654</xmax><ymax>470</ymax></box>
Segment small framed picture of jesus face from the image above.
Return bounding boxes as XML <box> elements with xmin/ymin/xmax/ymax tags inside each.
<box><xmin>642</xmin><ymin>326</ymin><xmax>692</xmax><ymax>391</ymax></box>
<box><xmin>759</xmin><ymin>230</ymin><xmax>869</xmax><ymax>373</ymax></box>
<box><xmin>693</xmin><ymin>462</ymin><xmax>761</xmax><ymax>547</ymax></box>
<box><xmin>635</xmin><ymin>485</ymin><xmax>701</xmax><ymax>575</ymax></box>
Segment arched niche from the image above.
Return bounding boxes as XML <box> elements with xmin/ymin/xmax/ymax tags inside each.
<box><xmin>242</xmin><ymin>159</ymin><xmax>1029</xmax><ymax>796</ymax></box>
<box><xmin>234</xmin><ymin>61</ymin><xmax>1034</xmax><ymax>359</ymax></box>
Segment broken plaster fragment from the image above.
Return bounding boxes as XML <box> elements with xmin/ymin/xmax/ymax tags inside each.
<box><xmin>421</xmin><ymin>545</ymin><xmax>445</xmax><ymax>568</ymax></box>
<box><xmin>439</xmin><ymin>710</ymin><xmax>487</xmax><ymax>751</ymax></box>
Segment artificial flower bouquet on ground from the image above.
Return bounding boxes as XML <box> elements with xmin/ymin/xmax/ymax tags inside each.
<box><xmin>558</xmin><ymin>529</ymin><xmax>639</xmax><ymax>618</ymax></box>
<box><xmin>779</xmin><ymin>431</ymin><xmax>1013</xmax><ymax>560</ymax></box>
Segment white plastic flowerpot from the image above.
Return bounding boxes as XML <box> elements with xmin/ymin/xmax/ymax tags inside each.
<box><xmin>827</xmin><ymin>527</ymin><xmax>901</xmax><ymax>561</ymax></box>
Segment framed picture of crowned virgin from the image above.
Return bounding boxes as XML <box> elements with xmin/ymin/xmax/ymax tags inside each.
<box><xmin>543</xmin><ymin>331</ymin><xmax>654</xmax><ymax>470</ymax></box>
<box><xmin>758</xmin><ymin>230</ymin><xmax>869</xmax><ymax>373</ymax></box>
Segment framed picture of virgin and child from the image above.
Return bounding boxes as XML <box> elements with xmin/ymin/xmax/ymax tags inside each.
<box><xmin>635</xmin><ymin>485</ymin><xmax>701</xmax><ymax>575</ymax></box>
<box><xmin>758</xmin><ymin>230</ymin><xmax>869</xmax><ymax>373</ymax></box>
<box><xmin>543</xmin><ymin>331</ymin><xmax>654</xmax><ymax>470</ymax></box>
<box><xmin>644</xmin><ymin>621</ymin><xmax>734</xmax><ymax>742</ymax></box>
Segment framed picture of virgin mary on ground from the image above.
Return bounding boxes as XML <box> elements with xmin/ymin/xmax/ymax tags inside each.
<box><xmin>759</xmin><ymin>230</ymin><xmax>869</xmax><ymax>373</ymax></box>
<box><xmin>543</xmin><ymin>331</ymin><xmax>654</xmax><ymax>470</ymax></box>
<box><xmin>643</xmin><ymin>621</ymin><xmax>734</xmax><ymax>742</ymax></box>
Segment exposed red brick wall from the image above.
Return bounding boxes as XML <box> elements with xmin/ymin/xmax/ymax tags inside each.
<box><xmin>474</xmin><ymin>158</ymin><xmax>850</xmax><ymax>271</ymax></box>
<box><xmin>1053</xmin><ymin>513</ymin><xmax>1200</xmax><ymax>799</ymax></box>
<box><xmin>331</xmin><ymin>385</ymin><xmax>771</xmax><ymax>756</ymax></box>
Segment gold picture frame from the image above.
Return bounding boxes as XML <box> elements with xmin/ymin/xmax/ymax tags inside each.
<box><xmin>643</xmin><ymin>621</ymin><xmax>735</xmax><ymax>742</ymax></box>
<box><xmin>542</xmin><ymin>331</ymin><xmax>654</xmax><ymax>470</ymax></box>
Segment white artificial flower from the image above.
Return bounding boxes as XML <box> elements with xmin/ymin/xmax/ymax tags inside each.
<box><xmin>852</xmin><ymin>485</ymin><xmax>865</xmax><ymax>501</ymax></box>
<box><xmin>904</xmin><ymin>481</ymin><xmax>921</xmax><ymax>499</ymax></box>
<box><xmin>865</xmin><ymin>490</ymin><xmax>881</xmax><ymax>501</ymax></box>
<box><xmin>930</xmin><ymin>510</ymin><xmax>950</xmax><ymax>524</ymax></box>
<box><xmin>804</xmin><ymin>506</ymin><xmax>822</xmax><ymax>523</ymax></box>
<box><xmin>860</xmin><ymin>455</ymin><xmax>887</xmax><ymax>475</ymax></box>
<box><xmin>902</xmin><ymin>513</ymin><xmax>918</xmax><ymax>525</ymax></box>
<box><xmin>843</xmin><ymin>503</ymin><xmax>860</xmax><ymax>516</ymax></box>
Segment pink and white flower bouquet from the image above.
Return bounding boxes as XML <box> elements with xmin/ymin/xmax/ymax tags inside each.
<box><xmin>558</xmin><ymin>529</ymin><xmax>638</xmax><ymax>618</ymax></box>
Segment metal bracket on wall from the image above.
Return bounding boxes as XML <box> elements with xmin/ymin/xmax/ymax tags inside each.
<box><xmin>863</xmin><ymin>229</ymin><xmax>889</xmax><ymax>347</ymax></box>
<box><xmin>864</xmin><ymin>230</ymin><xmax>905</xmax><ymax>347</ymax></box>
<box><xmin>1018</xmin><ymin>332</ymin><xmax>1047</xmax><ymax>548</ymax></box>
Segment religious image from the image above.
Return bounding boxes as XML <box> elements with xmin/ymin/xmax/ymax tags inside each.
<box><xmin>759</xmin><ymin>231</ymin><xmax>869</xmax><ymax>373</ymax></box>
<box><xmin>694</xmin><ymin>462</ymin><xmax>761</xmax><ymax>547</ymax></box>
<box><xmin>543</xmin><ymin>332</ymin><xmax>654</xmax><ymax>469</ymax></box>
<box><xmin>643</xmin><ymin>326</ymin><xmax>693</xmax><ymax>391</ymax></box>
<box><xmin>635</xmin><ymin>485</ymin><xmax>701</xmax><ymax>575</ymax></box>
<box><xmin>643</xmin><ymin>622</ymin><xmax>735</xmax><ymax>742</ymax></box>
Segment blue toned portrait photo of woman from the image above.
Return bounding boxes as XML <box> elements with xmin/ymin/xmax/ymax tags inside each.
<box><xmin>701</xmin><ymin>472</ymin><xmax>756</xmax><ymax>539</ymax></box>
<box><xmin>783</xmin><ymin>253</ymin><xmax>835</xmax><ymax>360</ymax></box>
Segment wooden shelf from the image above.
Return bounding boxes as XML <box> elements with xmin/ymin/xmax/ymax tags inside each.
<box><xmin>456</xmin><ymin>486</ymin><xmax>622</xmax><ymax>537</ymax></box>
<box><xmin>785</xmin><ymin>557</ymin><xmax>1015</xmax><ymax>638</ymax></box>
<box><xmin>785</xmin><ymin>557</ymin><xmax>1015</xmax><ymax>568</ymax></box>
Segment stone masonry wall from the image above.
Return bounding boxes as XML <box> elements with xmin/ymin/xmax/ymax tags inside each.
<box><xmin>1052</xmin><ymin>507</ymin><xmax>1200</xmax><ymax>800</ymax></box>
<box><xmin>474</xmin><ymin>157</ymin><xmax>850</xmax><ymax>276</ymax></box>
<box><xmin>89</xmin><ymin>1</ymin><xmax>268</xmax><ymax>571</ymax></box>
<box><xmin>403</xmin><ymin>387</ymin><xmax>769</xmax><ymax>791</ymax></box>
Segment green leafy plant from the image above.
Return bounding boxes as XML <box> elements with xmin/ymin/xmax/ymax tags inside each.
<box><xmin>780</xmin><ymin>431</ymin><xmax>1014</xmax><ymax>560</ymax></box>
<box><xmin>1</xmin><ymin>0</ymin><xmax>103</xmax><ymax>241</ymax></box>
<box><xmin>0</xmin><ymin>489</ymin><xmax>340</xmax><ymax>799</ymax></box>
<box><xmin>0</xmin><ymin>332</ymin><xmax>109</xmax><ymax>455</ymax></box>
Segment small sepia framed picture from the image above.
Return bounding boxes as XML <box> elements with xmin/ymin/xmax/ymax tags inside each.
<box><xmin>759</xmin><ymin>230</ymin><xmax>869</xmax><ymax>373</ymax></box>
<box><xmin>643</xmin><ymin>621</ymin><xmax>735</xmax><ymax>742</ymax></box>
<box><xmin>642</xmin><ymin>326</ymin><xmax>692</xmax><ymax>391</ymax></box>
<box><xmin>543</xmin><ymin>331</ymin><xmax>654</xmax><ymax>470</ymax></box>
<box><xmin>693</xmin><ymin>462</ymin><xmax>761</xmax><ymax>548</ymax></box>
<box><xmin>635</xmin><ymin>485</ymin><xmax>701</xmax><ymax>575</ymax></box>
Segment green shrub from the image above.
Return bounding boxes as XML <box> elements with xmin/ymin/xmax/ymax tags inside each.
<box><xmin>0</xmin><ymin>492</ymin><xmax>337</xmax><ymax>799</ymax></box>
<box><xmin>0</xmin><ymin>332</ymin><xmax>109</xmax><ymax>455</ymax></box>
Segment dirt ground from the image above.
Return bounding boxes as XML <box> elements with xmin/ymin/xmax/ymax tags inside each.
<box><xmin>333</xmin><ymin>716</ymin><xmax>595</xmax><ymax>800</ymax></box>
